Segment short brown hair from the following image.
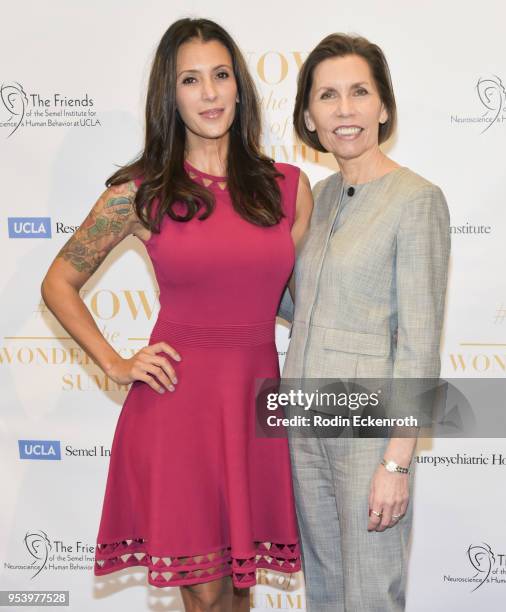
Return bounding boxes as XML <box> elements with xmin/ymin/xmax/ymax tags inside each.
<box><xmin>293</xmin><ymin>33</ymin><xmax>397</xmax><ymax>151</ymax></box>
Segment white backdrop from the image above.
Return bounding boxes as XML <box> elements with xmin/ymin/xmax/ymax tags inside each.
<box><xmin>1</xmin><ymin>1</ymin><xmax>505</xmax><ymax>610</ymax></box>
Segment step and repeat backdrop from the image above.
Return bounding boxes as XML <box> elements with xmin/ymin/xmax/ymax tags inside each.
<box><xmin>1</xmin><ymin>0</ymin><xmax>505</xmax><ymax>610</ymax></box>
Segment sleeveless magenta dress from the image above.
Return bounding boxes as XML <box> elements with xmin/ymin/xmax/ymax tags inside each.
<box><xmin>93</xmin><ymin>161</ymin><xmax>302</xmax><ymax>589</ymax></box>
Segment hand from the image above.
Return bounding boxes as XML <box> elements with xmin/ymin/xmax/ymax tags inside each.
<box><xmin>107</xmin><ymin>341</ymin><xmax>181</xmax><ymax>394</ymax></box>
<box><xmin>367</xmin><ymin>464</ymin><xmax>410</xmax><ymax>532</ymax></box>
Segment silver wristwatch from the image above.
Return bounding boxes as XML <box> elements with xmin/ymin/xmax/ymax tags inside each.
<box><xmin>381</xmin><ymin>458</ymin><xmax>410</xmax><ymax>474</ymax></box>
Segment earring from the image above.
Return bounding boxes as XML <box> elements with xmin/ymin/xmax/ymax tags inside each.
<box><xmin>236</xmin><ymin>95</ymin><xmax>240</xmax><ymax>103</ymax></box>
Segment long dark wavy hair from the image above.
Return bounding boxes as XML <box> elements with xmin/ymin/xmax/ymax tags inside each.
<box><xmin>106</xmin><ymin>18</ymin><xmax>283</xmax><ymax>230</ymax></box>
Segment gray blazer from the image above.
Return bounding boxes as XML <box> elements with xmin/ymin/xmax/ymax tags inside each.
<box><xmin>279</xmin><ymin>167</ymin><xmax>450</xmax><ymax>415</ymax></box>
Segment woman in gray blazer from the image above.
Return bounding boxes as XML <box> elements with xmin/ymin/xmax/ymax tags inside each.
<box><xmin>279</xmin><ymin>34</ymin><xmax>450</xmax><ymax>611</ymax></box>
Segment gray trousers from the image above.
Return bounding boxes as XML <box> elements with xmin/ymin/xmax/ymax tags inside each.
<box><xmin>287</xmin><ymin>434</ymin><xmax>416</xmax><ymax>612</ymax></box>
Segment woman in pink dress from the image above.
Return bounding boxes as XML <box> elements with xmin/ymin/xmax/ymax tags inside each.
<box><xmin>40</xmin><ymin>17</ymin><xmax>312</xmax><ymax>612</ymax></box>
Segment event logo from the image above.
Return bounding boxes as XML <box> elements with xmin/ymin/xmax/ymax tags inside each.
<box><xmin>449</xmin><ymin>305</ymin><xmax>506</xmax><ymax>373</ymax></box>
<box><xmin>0</xmin><ymin>529</ymin><xmax>97</xmax><ymax>578</ymax></box>
<box><xmin>0</xmin><ymin>81</ymin><xmax>100</xmax><ymax>137</ymax></box>
<box><xmin>17</xmin><ymin>440</ymin><xmax>111</xmax><ymax>459</ymax></box>
<box><xmin>18</xmin><ymin>440</ymin><xmax>61</xmax><ymax>460</ymax></box>
<box><xmin>467</xmin><ymin>543</ymin><xmax>496</xmax><ymax>591</ymax></box>
<box><xmin>244</xmin><ymin>50</ymin><xmax>323</xmax><ymax>165</ymax></box>
<box><xmin>443</xmin><ymin>541</ymin><xmax>506</xmax><ymax>589</ymax></box>
<box><xmin>24</xmin><ymin>530</ymin><xmax>52</xmax><ymax>579</ymax></box>
<box><xmin>2</xmin><ymin>288</ymin><xmax>159</xmax><ymax>392</ymax></box>
<box><xmin>7</xmin><ymin>217</ymin><xmax>81</xmax><ymax>237</ymax></box>
<box><xmin>8</xmin><ymin>217</ymin><xmax>52</xmax><ymax>238</ymax></box>
<box><xmin>451</xmin><ymin>73</ymin><xmax>506</xmax><ymax>132</ymax></box>
<box><xmin>0</xmin><ymin>81</ymin><xmax>28</xmax><ymax>136</ymax></box>
<box><xmin>476</xmin><ymin>75</ymin><xmax>506</xmax><ymax>133</ymax></box>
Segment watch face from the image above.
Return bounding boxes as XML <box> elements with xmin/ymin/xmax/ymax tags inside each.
<box><xmin>386</xmin><ymin>460</ymin><xmax>397</xmax><ymax>472</ymax></box>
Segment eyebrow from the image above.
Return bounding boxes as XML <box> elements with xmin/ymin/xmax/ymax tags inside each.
<box><xmin>177</xmin><ymin>64</ymin><xmax>233</xmax><ymax>78</ymax></box>
<box><xmin>315</xmin><ymin>81</ymin><xmax>370</xmax><ymax>92</ymax></box>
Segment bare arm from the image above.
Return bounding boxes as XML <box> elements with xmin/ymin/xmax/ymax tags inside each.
<box><xmin>287</xmin><ymin>170</ymin><xmax>313</xmax><ymax>302</ymax></box>
<box><xmin>40</xmin><ymin>180</ymin><xmax>180</xmax><ymax>393</ymax></box>
<box><xmin>288</xmin><ymin>170</ymin><xmax>313</xmax><ymax>301</ymax></box>
<box><xmin>291</xmin><ymin>171</ymin><xmax>313</xmax><ymax>251</ymax></box>
<box><xmin>277</xmin><ymin>170</ymin><xmax>313</xmax><ymax>323</ymax></box>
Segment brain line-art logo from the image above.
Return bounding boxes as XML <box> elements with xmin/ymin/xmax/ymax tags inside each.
<box><xmin>24</xmin><ymin>530</ymin><xmax>52</xmax><ymax>579</ymax></box>
<box><xmin>467</xmin><ymin>542</ymin><xmax>495</xmax><ymax>591</ymax></box>
<box><xmin>476</xmin><ymin>75</ymin><xmax>506</xmax><ymax>133</ymax></box>
<box><xmin>0</xmin><ymin>81</ymin><xmax>28</xmax><ymax>137</ymax></box>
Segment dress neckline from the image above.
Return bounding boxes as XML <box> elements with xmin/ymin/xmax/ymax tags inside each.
<box><xmin>184</xmin><ymin>160</ymin><xmax>228</xmax><ymax>181</ymax></box>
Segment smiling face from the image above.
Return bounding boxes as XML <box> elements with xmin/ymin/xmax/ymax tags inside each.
<box><xmin>304</xmin><ymin>54</ymin><xmax>388</xmax><ymax>161</ymax></box>
<box><xmin>175</xmin><ymin>38</ymin><xmax>238</xmax><ymax>144</ymax></box>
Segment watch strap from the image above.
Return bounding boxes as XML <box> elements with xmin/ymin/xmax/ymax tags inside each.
<box><xmin>381</xmin><ymin>458</ymin><xmax>410</xmax><ymax>474</ymax></box>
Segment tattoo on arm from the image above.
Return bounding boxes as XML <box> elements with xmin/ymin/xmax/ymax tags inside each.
<box><xmin>56</xmin><ymin>181</ymin><xmax>138</xmax><ymax>275</ymax></box>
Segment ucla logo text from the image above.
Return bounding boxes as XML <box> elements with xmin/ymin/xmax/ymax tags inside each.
<box><xmin>8</xmin><ymin>217</ymin><xmax>52</xmax><ymax>238</ymax></box>
<box><xmin>18</xmin><ymin>440</ymin><xmax>61</xmax><ymax>460</ymax></box>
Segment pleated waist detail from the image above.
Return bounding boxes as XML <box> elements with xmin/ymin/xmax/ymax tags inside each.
<box><xmin>150</xmin><ymin>317</ymin><xmax>276</xmax><ymax>348</ymax></box>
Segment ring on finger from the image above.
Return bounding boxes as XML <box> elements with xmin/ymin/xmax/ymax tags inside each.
<box><xmin>370</xmin><ymin>509</ymin><xmax>383</xmax><ymax>518</ymax></box>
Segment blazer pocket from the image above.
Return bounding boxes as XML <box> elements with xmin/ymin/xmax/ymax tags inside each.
<box><xmin>323</xmin><ymin>327</ymin><xmax>391</xmax><ymax>357</ymax></box>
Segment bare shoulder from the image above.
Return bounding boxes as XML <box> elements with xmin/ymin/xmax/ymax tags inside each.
<box><xmin>291</xmin><ymin>170</ymin><xmax>313</xmax><ymax>249</ymax></box>
<box><xmin>298</xmin><ymin>169</ymin><xmax>311</xmax><ymax>189</ymax></box>
<box><xmin>295</xmin><ymin>169</ymin><xmax>313</xmax><ymax>220</ymax></box>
